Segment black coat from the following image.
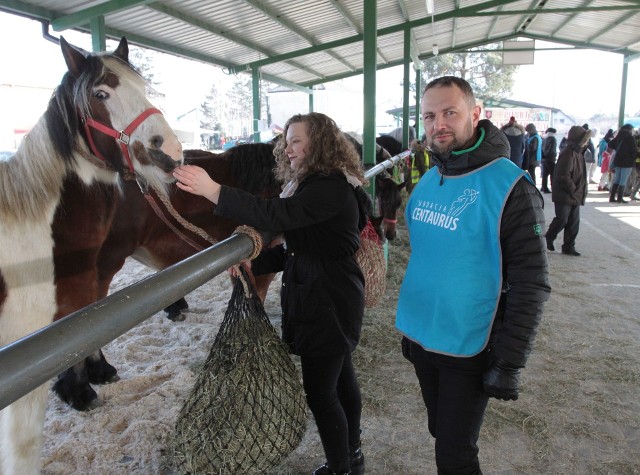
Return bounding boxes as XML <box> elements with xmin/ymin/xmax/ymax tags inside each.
<box><xmin>609</xmin><ymin>128</ymin><xmax>638</xmax><ymax>168</ymax></box>
<box><xmin>214</xmin><ymin>171</ymin><xmax>367</xmax><ymax>357</ymax></box>
<box><xmin>551</xmin><ymin>128</ymin><xmax>588</xmax><ymax>206</ymax></box>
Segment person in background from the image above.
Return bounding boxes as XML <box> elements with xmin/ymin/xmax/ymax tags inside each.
<box><xmin>626</xmin><ymin>128</ymin><xmax>640</xmax><ymax>201</ymax></box>
<box><xmin>597</xmin><ymin>129</ymin><xmax>614</xmax><ymax>191</ymax></box>
<box><xmin>397</xmin><ymin>76</ymin><xmax>550</xmax><ymax>475</ymax></box>
<box><xmin>545</xmin><ymin>125</ymin><xmax>590</xmax><ymax>256</ymax></box>
<box><xmin>582</xmin><ymin>124</ymin><xmax>597</xmax><ymax>185</ymax></box>
<box><xmin>607</xmin><ymin>123</ymin><xmax>638</xmax><ymax>204</ymax></box>
<box><xmin>524</xmin><ymin>123</ymin><xmax>542</xmax><ymax>184</ymax></box>
<box><xmin>500</xmin><ymin>116</ymin><xmax>526</xmax><ymax>168</ymax></box>
<box><xmin>173</xmin><ymin>112</ymin><xmax>369</xmax><ymax>475</ymax></box>
<box><xmin>540</xmin><ymin>127</ymin><xmax>558</xmax><ymax>193</ymax></box>
<box><xmin>407</xmin><ymin>138</ymin><xmax>431</xmax><ymax>194</ymax></box>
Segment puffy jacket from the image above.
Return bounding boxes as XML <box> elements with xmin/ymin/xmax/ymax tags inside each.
<box><xmin>609</xmin><ymin>127</ymin><xmax>638</xmax><ymax>168</ymax></box>
<box><xmin>500</xmin><ymin>122</ymin><xmax>526</xmax><ymax>167</ymax></box>
<box><xmin>542</xmin><ymin>134</ymin><xmax>558</xmax><ymax>162</ymax></box>
<box><xmin>551</xmin><ymin>125</ymin><xmax>589</xmax><ymax>206</ymax></box>
<box><xmin>428</xmin><ymin>119</ymin><xmax>551</xmax><ymax>367</ymax></box>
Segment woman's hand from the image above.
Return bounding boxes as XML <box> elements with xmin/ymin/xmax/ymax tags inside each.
<box><xmin>228</xmin><ymin>260</ymin><xmax>252</xmax><ymax>278</ymax></box>
<box><xmin>173</xmin><ymin>165</ymin><xmax>221</xmax><ymax>203</ymax></box>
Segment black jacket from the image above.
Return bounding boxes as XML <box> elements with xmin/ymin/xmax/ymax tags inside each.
<box><xmin>542</xmin><ymin>134</ymin><xmax>558</xmax><ymax>162</ymax></box>
<box><xmin>609</xmin><ymin>128</ymin><xmax>638</xmax><ymax>168</ymax></box>
<box><xmin>551</xmin><ymin>126</ymin><xmax>588</xmax><ymax>206</ymax></box>
<box><xmin>214</xmin><ymin>171</ymin><xmax>367</xmax><ymax>357</ymax></box>
<box><xmin>429</xmin><ymin>119</ymin><xmax>551</xmax><ymax>367</ymax></box>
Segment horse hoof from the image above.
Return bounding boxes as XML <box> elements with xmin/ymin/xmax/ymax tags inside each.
<box><xmin>87</xmin><ymin>360</ymin><xmax>119</xmax><ymax>385</ymax></box>
<box><xmin>165</xmin><ymin>310</ymin><xmax>186</xmax><ymax>322</ymax></box>
<box><xmin>53</xmin><ymin>379</ymin><xmax>99</xmax><ymax>411</ymax></box>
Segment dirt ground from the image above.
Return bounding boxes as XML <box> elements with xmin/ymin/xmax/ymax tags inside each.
<box><xmin>41</xmin><ymin>177</ymin><xmax>640</xmax><ymax>474</ymax></box>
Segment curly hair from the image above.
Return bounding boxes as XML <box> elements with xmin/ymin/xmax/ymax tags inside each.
<box><xmin>273</xmin><ymin>112</ymin><xmax>367</xmax><ymax>185</ymax></box>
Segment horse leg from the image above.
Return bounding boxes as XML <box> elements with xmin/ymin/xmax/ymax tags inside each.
<box><xmin>52</xmin><ymin>360</ymin><xmax>100</xmax><ymax>411</ymax></box>
<box><xmin>0</xmin><ymin>384</ymin><xmax>48</xmax><ymax>475</ymax></box>
<box><xmin>163</xmin><ymin>297</ymin><xmax>189</xmax><ymax>321</ymax></box>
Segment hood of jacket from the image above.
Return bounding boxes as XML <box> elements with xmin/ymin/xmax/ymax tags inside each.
<box><xmin>566</xmin><ymin>125</ymin><xmax>590</xmax><ymax>152</ymax></box>
<box><xmin>429</xmin><ymin>119</ymin><xmax>511</xmax><ymax>176</ymax></box>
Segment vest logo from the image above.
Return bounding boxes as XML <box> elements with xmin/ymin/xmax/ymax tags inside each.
<box><xmin>533</xmin><ymin>224</ymin><xmax>542</xmax><ymax>235</ymax></box>
<box><xmin>412</xmin><ymin>188</ymin><xmax>479</xmax><ymax>231</ymax></box>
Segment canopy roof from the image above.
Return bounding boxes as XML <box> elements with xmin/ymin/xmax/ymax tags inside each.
<box><xmin>3</xmin><ymin>0</ymin><xmax>640</xmax><ymax>91</ymax></box>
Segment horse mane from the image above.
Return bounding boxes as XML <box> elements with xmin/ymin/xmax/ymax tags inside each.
<box><xmin>224</xmin><ymin>143</ymin><xmax>281</xmax><ymax>195</ymax></box>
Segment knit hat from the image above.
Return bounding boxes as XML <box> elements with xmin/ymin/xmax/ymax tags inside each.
<box><xmin>509</xmin><ymin>116</ymin><xmax>516</xmax><ymax>122</ymax></box>
<box><xmin>525</xmin><ymin>123</ymin><xmax>537</xmax><ymax>134</ymax></box>
<box><xmin>582</xmin><ymin>123</ymin><xmax>589</xmax><ymax>130</ymax></box>
<box><xmin>545</xmin><ymin>127</ymin><xmax>557</xmax><ymax>134</ymax></box>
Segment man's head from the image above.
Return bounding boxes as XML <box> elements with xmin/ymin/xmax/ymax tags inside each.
<box><xmin>421</xmin><ymin>76</ymin><xmax>481</xmax><ymax>155</ymax></box>
<box><xmin>525</xmin><ymin>123</ymin><xmax>537</xmax><ymax>135</ymax></box>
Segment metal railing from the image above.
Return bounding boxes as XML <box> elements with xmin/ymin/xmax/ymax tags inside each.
<box><xmin>0</xmin><ymin>149</ymin><xmax>410</xmax><ymax>410</ymax></box>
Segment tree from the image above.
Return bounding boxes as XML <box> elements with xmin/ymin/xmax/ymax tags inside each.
<box><xmin>418</xmin><ymin>46</ymin><xmax>518</xmax><ymax>99</ymax></box>
<box><xmin>128</xmin><ymin>46</ymin><xmax>164</xmax><ymax>101</ymax></box>
<box><xmin>199</xmin><ymin>83</ymin><xmax>222</xmax><ymax>132</ymax></box>
<box><xmin>224</xmin><ymin>75</ymin><xmax>270</xmax><ymax>138</ymax></box>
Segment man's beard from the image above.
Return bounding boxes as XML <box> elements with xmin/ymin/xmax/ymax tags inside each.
<box><xmin>428</xmin><ymin>119</ymin><xmax>474</xmax><ymax>155</ymax></box>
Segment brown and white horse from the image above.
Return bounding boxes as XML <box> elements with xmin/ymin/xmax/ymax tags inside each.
<box><xmin>0</xmin><ymin>37</ymin><xmax>182</xmax><ymax>474</ymax></box>
<box><xmin>52</xmin><ymin>144</ymin><xmax>282</xmax><ymax>412</ymax></box>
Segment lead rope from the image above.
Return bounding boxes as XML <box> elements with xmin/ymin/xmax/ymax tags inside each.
<box><xmin>151</xmin><ymin>184</ymin><xmax>264</xmax><ymax>297</ymax></box>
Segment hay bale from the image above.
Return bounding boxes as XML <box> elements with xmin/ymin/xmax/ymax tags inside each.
<box><xmin>172</xmin><ymin>275</ymin><xmax>306</xmax><ymax>474</ymax></box>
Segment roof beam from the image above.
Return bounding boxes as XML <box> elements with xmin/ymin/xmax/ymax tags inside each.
<box><xmin>587</xmin><ymin>11</ymin><xmax>640</xmax><ymax>44</ymax></box>
<box><xmin>243</xmin><ymin>0</ymin><xmax>355</xmax><ymax>72</ymax></box>
<box><xmin>330</xmin><ymin>0</ymin><xmax>388</xmax><ymax>65</ymax></box>
<box><xmin>51</xmin><ymin>0</ymin><xmax>155</xmax><ymax>32</ymax></box>
<box><xmin>397</xmin><ymin>0</ymin><xmax>422</xmax><ymax>66</ymax></box>
<box><xmin>515</xmin><ymin>0</ymin><xmax>548</xmax><ymax>34</ymax></box>
<box><xmin>146</xmin><ymin>3</ymin><xmax>324</xmax><ymax>80</ymax></box>
<box><xmin>551</xmin><ymin>0</ymin><xmax>594</xmax><ymax>36</ymax></box>
<box><xmin>451</xmin><ymin>0</ymin><xmax>460</xmax><ymax>48</ymax></box>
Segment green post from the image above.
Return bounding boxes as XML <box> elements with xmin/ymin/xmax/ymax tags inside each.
<box><xmin>90</xmin><ymin>16</ymin><xmax>106</xmax><ymax>52</ymax></box>
<box><xmin>402</xmin><ymin>28</ymin><xmax>411</xmax><ymax>149</ymax></box>
<box><xmin>252</xmin><ymin>68</ymin><xmax>261</xmax><ymax>143</ymax></box>
<box><xmin>363</xmin><ymin>0</ymin><xmax>377</xmax><ymax>197</ymax></box>
<box><xmin>619</xmin><ymin>57</ymin><xmax>629</xmax><ymax>128</ymax></box>
<box><xmin>415</xmin><ymin>66</ymin><xmax>422</xmax><ymax>137</ymax></box>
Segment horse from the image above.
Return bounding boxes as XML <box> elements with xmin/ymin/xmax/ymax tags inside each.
<box><xmin>52</xmin><ymin>143</ymin><xmax>282</xmax><ymax>412</ymax></box>
<box><xmin>344</xmin><ymin>133</ymin><xmax>405</xmax><ymax>241</ymax></box>
<box><xmin>0</xmin><ymin>37</ymin><xmax>183</xmax><ymax>475</ymax></box>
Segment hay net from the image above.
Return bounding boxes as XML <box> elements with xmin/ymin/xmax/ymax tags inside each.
<box><xmin>172</xmin><ymin>269</ymin><xmax>307</xmax><ymax>474</ymax></box>
<box><xmin>356</xmin><ymin>219</ymin><xmax>387</xmax><ymax>308</ymax></box>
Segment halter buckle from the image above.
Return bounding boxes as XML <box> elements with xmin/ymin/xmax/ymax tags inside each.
<box><xmin>117</xmin><ymin>131</ymin><xmax>130</xmax><ymax>144</ymax></box>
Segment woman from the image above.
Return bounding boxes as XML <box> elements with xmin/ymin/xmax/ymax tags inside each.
<box><xmin>608</xmin><ymin>124</ymin><xmax>638</xmax><ymax>203</ymax></box>
<box><xmin>173</xmin><ymin>112</ymin><xmax>368</xmax><ymax>475</ymax></box>
<box><xmin>597</xmin><ymin>129</ymin><xmax>614</xmax><ymax>191</ymax></box>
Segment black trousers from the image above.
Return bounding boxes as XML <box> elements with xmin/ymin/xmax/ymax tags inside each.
<box><xmin>409</xmin><ymin>342</ymin><xmax>489</xmax><ymax>475</ymax></box>
<box><xmin>540</xmin><ymin>160</ymin><xmax>555</xmax><ymax>191</ymax></box>
<box><xmin>546</xmin><ymin>202</ymin><xmax>580</xmax><ymax>251</ymax></box>
<box><xmin>300</xmin><ymin>352</ymin><xmax>362</xmax><ymax>472</ymax></box>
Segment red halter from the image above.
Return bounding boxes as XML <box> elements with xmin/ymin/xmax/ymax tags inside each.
<box><xmin>82</xmin><ymin>107</ymin><xmax>162</xmax><ymax>173</ymax></box>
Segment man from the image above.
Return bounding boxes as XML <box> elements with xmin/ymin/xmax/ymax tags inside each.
<box><xmin>500</xmin><ymin>116</ymin><xmax>526</xmax><ymax>168</ymax></box>
<box><xmin>540</xmin><ymin>127</ymin><xmax>558</xmax><ymax>193</ymax></box>
<box><xmin>396</xmin><ymin>76</ymin><xmax>551</xmax><ymax>474</ymax></box>
<box><xmin>545</xmin><ymin>125</ymin><xmax>590</xmax><ymax>256</ymax></box>
<box><xmin>524</xmin><ymin>123</ymin><xmax>542</xmax><ymax>184</ymax></box>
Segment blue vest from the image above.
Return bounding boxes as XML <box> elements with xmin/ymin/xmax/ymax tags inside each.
<box><xmin>396</xmin><ymin>158</ymin><xmax>526</xmax><ymax>357</ymax></box>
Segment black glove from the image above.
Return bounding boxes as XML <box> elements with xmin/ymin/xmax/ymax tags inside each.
<box><xmin>483</xmin><ymin>358</ymin><xmax>521</xmax><ymax>401</ymax></box>
<box><xmin>401</xmin><ymin>336</ymin><xmax>413</xmax><ymax>363</ymax></box>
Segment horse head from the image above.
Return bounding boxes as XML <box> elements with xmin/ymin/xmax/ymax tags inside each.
<box><xmin>55</xmin><ymin>37</ymin><xmax>183</xmax><ymax>196</ymax></box>
<box><xmin>375</xmin><ymin>174</ymin><xmax>405</xmax><ymax>241</ymax></box>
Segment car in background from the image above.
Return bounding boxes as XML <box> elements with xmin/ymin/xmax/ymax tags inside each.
<box><xmin>0</xmin><ymin>150</ymin><xmax>16</xmax><ymax>161</ymax></box>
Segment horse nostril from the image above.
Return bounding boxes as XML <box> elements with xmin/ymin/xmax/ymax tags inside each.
<box><xmin>150</xmin><ymin>135</ymin><xmax>164</xmax><ymax>149</ymax></box>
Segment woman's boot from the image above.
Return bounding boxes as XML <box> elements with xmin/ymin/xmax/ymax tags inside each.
<box><xmin>349</xmin><ymin>440</ymin><xmax>365</xmax><ymax>475</ymax></box>
<box><xmin>617</xmin><ymin>184</ymin><xmax>628</xmax><ymax>203</ymax></box>
<box><xmin>609</xmin><ymin>184</ymin><xmax>619</xmax><ymax>202</ymax></box>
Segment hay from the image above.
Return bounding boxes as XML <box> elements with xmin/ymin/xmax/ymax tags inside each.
<box><xmin>356</xmin><ymin>220</ymin><xmax>387</xmax><ymax>308</ymax></box>
<box><xmin>172</xmin><ymin>272</ymin><xmax>307</xmax><ymax>474</ymax></box>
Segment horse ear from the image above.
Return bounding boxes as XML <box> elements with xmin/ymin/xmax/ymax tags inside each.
<box><xmin>60</xmin><ymin>36</ymin><xmax>87</xmax><ymax>78</ymax></box>
<box><xmin>113</xmin><ymin>37</ymin><xmax>129</xmax><ymax>63</ymax></box>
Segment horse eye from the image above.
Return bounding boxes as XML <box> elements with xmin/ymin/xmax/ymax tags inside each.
<box><xmin>94</xmin><ymin>90</ymin><xmax>109</xmax><ymax>100</ymax></box>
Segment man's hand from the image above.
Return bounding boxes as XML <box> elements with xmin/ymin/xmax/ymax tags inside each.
<box><xmin>483</xmin><ymin>358</ymin><xmax>521</xmax><ymax>401</ymax></box>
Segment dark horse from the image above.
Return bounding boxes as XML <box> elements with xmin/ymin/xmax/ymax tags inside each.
<box><xmin>0</xmin><ymin>37</ymin><xmax>183</xmax><ymax>474</ymax></box>
<box><xmin>345</xmin><ymin>133</ymin><xmax>406</xmax><ymax>241</ymax></box>
<box><xmin>52</xmin><ymin>143</ymin><xmax>282</xmax><ymax>412</ymax></box>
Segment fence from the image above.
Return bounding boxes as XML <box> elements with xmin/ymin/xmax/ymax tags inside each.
<box><xmin>0</xmin><ymin>149</ymin><xmax>410</xmax><ymax>410</ymax></box>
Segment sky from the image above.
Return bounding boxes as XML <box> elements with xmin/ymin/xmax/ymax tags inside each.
<box><xmin>1</xmin><ymin>10</ymin><xmax>639</xmax><ymax>145</ymax></box>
